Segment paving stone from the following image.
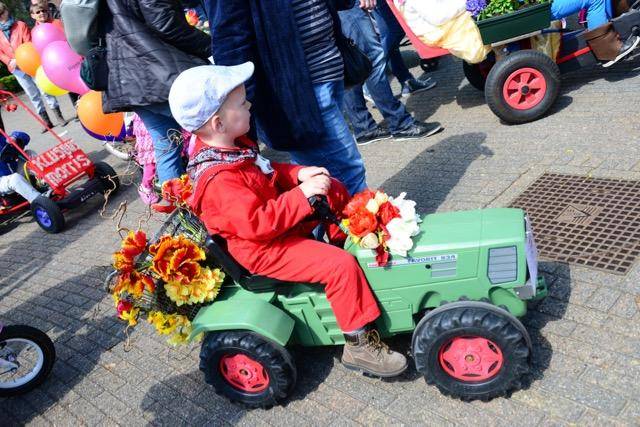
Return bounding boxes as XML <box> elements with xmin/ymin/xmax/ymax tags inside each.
<box><xmin>608</xmin><ymin>293</ymin><xmax>639</xmax><ymax>318</ymax></box>
<box><xmin>512</xmin><ymin>388</ymin><xmax>586</xmax><ymax>423</ymax></box>
<box><xmin>583</xmin><ymin>287</ymin><xmax>622</xmax><ymax>313</ymax></box>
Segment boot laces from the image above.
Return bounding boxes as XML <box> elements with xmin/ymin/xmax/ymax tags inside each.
<box><xmin>364</xmin><ymin>330</ymin><xmax>390</xmax><ymax>355</ymax></box>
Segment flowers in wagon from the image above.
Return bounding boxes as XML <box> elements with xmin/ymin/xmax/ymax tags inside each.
<box><xmin>110</xmin><ymin>224</ymin><xmax>224</xmax><ymax>345</ymax></box>
<box><xmin>342</xmin><ymin>190</ymin><xmax>420</xmax><ymax>266</ymax></box>
<box><xmin>161</xmin><ymin>174</ymin><xmax>193</xmax><ymax>207</ymax></box>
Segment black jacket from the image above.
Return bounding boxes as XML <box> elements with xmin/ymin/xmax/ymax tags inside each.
<box><xmin>207</xmin><ymin>0</ymin><xmax>354</xmax><ymax>151</ymax></box>
<box><xmin>103</xmin><ymin>0</ymin><xmax>211</xmax><ymax>113</ymax></box>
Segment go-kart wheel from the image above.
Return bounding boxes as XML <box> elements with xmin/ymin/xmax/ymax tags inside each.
<box><xmin>30</xmin><ymin>196</ymin><xmax>65</xmax><ymax>233</ymax></box>
<box><xmin>200</xmin><ymin>331</ymin><xmax>296</xmax><ymax>408</ymax></box>
<box><xmin>420</xmin><ymin>58</ymin><xmax>439</xmax><ymax>72</ymax></box>
<box><xmin>412</xmin><ymin>301</ymin><xmax>531</xmax><ymax>401</ymax></box>
<box><xmin>94</xmin><ymin>161</ymin><xmax>120</xmax><ymax>194</ymax></box>
<box><xmin>484</xmin><ymin>50</ymin><xmax>560</xmax><ymax>124</ymax></box>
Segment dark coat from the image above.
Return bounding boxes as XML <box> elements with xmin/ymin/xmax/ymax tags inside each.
<box><xmin>103</xmin><ymin>0</ymin><xmax>212</xmax><ymax>113</ymax></box>
<box><xmin>206</xmin><ymin>0</ymin><xmax>354</xmax><ymax>151</ymax></box>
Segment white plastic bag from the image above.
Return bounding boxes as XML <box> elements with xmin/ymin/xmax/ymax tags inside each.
<box><xmin>395</xmin><ymin>0</ymin><xmax>467</xmax><ymax>27</ymax></box>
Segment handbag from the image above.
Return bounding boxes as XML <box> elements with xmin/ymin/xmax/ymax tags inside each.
<box><xmin>80</xmin><ymin>40</ymin><xmax>108</xmax><ymax>91</ymax></box>
<box><xmin>336</xmin><ymin>35</ymin><xmax>373</xmax><ymax>89</ymax></box>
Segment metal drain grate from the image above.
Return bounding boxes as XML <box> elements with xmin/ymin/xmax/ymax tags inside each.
<box><xmin>510</xmin><ymin>173</ymin><xmax>640</xmax><ymax>274</ymax></box>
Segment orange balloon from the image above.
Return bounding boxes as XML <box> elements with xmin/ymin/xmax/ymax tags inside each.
<box><xmin>77</xmin><ymin>90</ymin><xmax>124</xmax><ymax>137</ymax></box>
<box><xmin>14</xmin><ymin>42</ymin><xmax>41</xmax><ymax>77</ymax></box>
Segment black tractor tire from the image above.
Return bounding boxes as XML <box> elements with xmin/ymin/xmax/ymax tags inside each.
<box><xmin>94</xmin><ymin>161</ymin><xmax>120</xmax><ymax>194</ymax></box>
<box><xmin>30</xmin><ymin>196</ymin><xmax>65</xmax><ymax>233</ymax></box>
<box><xmin>199</xmin><ymin>331</ymin><xmax>296</xmax><ymax>408</ymax></box>
<box><xmin>0</xmin><ymin>325</ymin><xmax>56</xmax><ymax>397</ymax></box>
<box><xmin>412</xmin><ymin>301</ymin><xmax>531</xmax><ymax>401</ymax></box>
<box><xmin>420</xmin><ymin>58</ymin><xmax>439</xmax><ymax>73</ymax></box>
<box><xmin>463</xmin><ymin>61</ymin><xmax>488</xmax><ymax>91</ymax></box>
<box><xmin>484</xmin><ymin>50</ymin><xmax>561</xmax><ymax>124</ymax></box>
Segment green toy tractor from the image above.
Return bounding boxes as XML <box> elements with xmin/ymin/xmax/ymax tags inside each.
<box><xmin>150</xmin><ymin>199</ymin><xmax>547</xmax><ymax>407</ymax></box>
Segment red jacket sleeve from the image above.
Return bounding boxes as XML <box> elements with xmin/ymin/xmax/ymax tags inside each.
<box><xmin>271</xmin><ymin>162</ymin><xmax>303</xmax><ymax>190</ymax></box>
<box><xmin>200</xmin><ymin>171</ymin><xmax>313</xmax><ymax>241</ymax></box>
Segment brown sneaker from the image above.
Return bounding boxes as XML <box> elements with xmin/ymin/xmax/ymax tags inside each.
<box><xmin>341</xmin><ymin>330</ymin><xmax>408</xmax><ymax>378</ymax></box>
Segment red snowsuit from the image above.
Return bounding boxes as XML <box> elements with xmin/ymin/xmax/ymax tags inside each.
<box><xmin>189</xmin><ymin>137</ymin><xmax>380</xmax><ymax>332</ymax></box>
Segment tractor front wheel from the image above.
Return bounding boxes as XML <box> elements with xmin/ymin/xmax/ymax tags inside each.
<box><xmin>199</xmin><ymin>331</ymin><xmax>296</xmax><ymax>408</ymax></box>
<box><xmin>412</xmin><ymin>301</ymin><xmax>531</xmax><ymax>401</ymax></box>
<box><xmin>485</xmin><ymin>50</ymin><xmax>560</xmax><ymax>124</ymax></box>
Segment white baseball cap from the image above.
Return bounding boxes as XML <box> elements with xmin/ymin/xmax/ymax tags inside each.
<box><xmin>168</xmin><ymin>62</ymin><xmax>255</xmax><ymax>132</ymax></box>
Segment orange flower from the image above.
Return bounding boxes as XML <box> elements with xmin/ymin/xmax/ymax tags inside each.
<box><xmin>343</xmin><ymin>189</ymin><xmax>376</xmax><ymax>217</ymax></box>
<box><xmin>113</xmin><ymin>271</ymin><xmax>155</xmax><ymax>298</ymax></box>
<box><xmin>162</xmin><ymin>175</ymin><xmax>193</xmax><ymax>206</ymax></box>
<box><xmin>348</xmin><ymin>209</ymin><xmax>378</xmax><ymax>237</ymax></box>
<box><xmin>149</xmin><ymin>235</ymin><xmax>205</xmax><ymax>284</ymax></box>
<box><xmin>121</xmin><ymin>230</ymin><xmax>147</xmax><ymax>258</ymax></box>
<box><xmin>378</xmin><ymin>201</ymin><xmax>401</xmax><ymax>225</ymax></box>
<box><xmin>113</xmin><ymin>251</ymin><xmax>135</xmax><ymax>272</ymax></box>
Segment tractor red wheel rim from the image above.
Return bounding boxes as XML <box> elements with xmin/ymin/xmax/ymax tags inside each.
<box><xmin>219</xmin><ymin>354</ymin><xmax>269</xmax><ymax>393</ymax></box>
<box><xmin>502</xmin><ymin>67</ymin><xmax>547</xmax><ymax>110</ymax></box>
<box><xmin>438</xmin><ymin>336</ymin><xmax>504</xmax><ymax>382</ymax></box>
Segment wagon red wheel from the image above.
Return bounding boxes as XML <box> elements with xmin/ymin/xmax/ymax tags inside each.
<box><xmin>502</xmin><ymin>67</ymin><xmax>548</xmax><ymax>110</ymax></box>
<box><xmin>438</xmin><ymin>336</ymin><xmax>504</xmax><ymax>382</ymax></box>
<box><xmin>220</xmin><ymin>354</ymin><xmax>270</xmax><ymax>393</ymax></box>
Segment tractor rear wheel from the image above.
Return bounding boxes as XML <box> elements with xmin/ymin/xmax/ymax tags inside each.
<box><xmin>412</xmin><ymin>301</ymin><xmax>531</xmax><ymax>401</ymax></box>
<box><xmin>485</xmin><ymin>50</ymin><xmax>560</xmax><ymax>124</ymax></box>
<box><xmin>200</xmin><ymin>331</ymin><xmax>296</xmax><ymax>408</ymax></box>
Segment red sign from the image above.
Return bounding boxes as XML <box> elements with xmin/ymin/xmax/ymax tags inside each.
<box><xmin>28</xmin><ymin>140</ymin><xmax>93</xmax><ymax>191</ymax></box>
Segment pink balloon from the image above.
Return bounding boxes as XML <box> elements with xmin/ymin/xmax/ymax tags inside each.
<box><xmin>41</xmin><ymin>41</ymin><xmax>90</xmax><ymax>95</ymax></box>
<box><xmin>31</xmin><ymin>23</ymin><xmax>66</xmax><ymax>54</ymax></box>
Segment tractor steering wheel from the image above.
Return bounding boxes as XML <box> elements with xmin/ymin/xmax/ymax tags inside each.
<box><xmin>307</xmin><ymin>195</ymin><xmax>339</xmax><ymax>224</ymax></box>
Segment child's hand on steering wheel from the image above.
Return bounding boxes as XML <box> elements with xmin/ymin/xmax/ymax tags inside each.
<box><xmin>297</xmin><ymin>166</ymin><xmax>329</xmax><ymax>183</ymax></box>
<box><xmin>299</xmin><ymin>174</ymin><xmax>331</xmax><ymax>198</ymax></box>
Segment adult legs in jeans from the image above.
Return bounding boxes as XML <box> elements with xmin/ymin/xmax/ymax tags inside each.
<box><xmin>373</xmin><ymin>1</ymin><xmax>412</xmax><ymax>85</ymax></box>
<box><xmin>339</xmin><ymin>5</ymin><xmax>414</xmax><ymax>138</ymax></box>
<box><xmin>289</xmin><ymin>81</ymin><xmax>367</xmax><ymax>195</ymax></box>
<box><xmin>12</xmin><ymin>69</ymin><xmax>57</xmax><ymax>114</ymax></box>
<box><xmin>551</xmin><ymin>0</ymin><xmax>607</xmax><ymax>29</ymax></box>
<box><xmin>134</xmin><ymin>102</ymin><xmax>185</xmax><ymax>184</ymax></box>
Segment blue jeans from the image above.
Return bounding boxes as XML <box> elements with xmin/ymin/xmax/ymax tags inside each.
<box><xmin>289</xmin><ymin>81</ymin><xmax>367</xmax><ymax>195</ymax></box>
<box><xmin>134</xmin><ymin>102</ymin><xmax>184</xmax><ymax>184</ymax></box>
<box><xmin>551</xmin><ymin>0</ymin><xmax>608</xmax><ymax>29</ymax></box>
<box><xmin>12</xmin><ymin>69</ymin><xmax>59</xmax><ymax>115</ymax></box>
<box><xmin>339</xmin><ymin>5</ymin><xmax>414</xmax><ymax>138</ymax></box>
<box><xmin>373</xmin><ymin>0</ymin><xmax>413</xmax><ymax>85</ymax></box>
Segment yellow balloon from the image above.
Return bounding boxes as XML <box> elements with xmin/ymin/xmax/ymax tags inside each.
<box><xmin>35</xmin><ymin>66</ymin><xmax>68</xmax><ymax>96</ymax></box>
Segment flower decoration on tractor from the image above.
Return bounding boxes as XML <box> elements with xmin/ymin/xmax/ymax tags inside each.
<box><xmin>342</xmin><ymin>190</ymin><xmax>421</xmax><ymax>266</ymax></box>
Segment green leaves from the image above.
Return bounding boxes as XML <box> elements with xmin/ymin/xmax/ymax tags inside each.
<box><xmin>477</xmin><ymin>0</ymin><xmax>548</xmax><ymax>21</ymax></box>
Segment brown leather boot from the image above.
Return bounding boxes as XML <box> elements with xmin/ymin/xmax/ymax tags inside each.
<box><xmin>341</xmin><ymin>330</ymin><xmax>408</xmax><ymax>377</ymax></box>
<box><xmin>39</xmin><ymin>111</ymin><xmax>54</xmax><ymax>133</ymax></box>
<box><xmin>52</xmin><ymin>107</ymin><xmax>69</xmax><ymax>127</ymax></box>
<box><xmin>584</xmin><ymin>22</ymin><xmax>623</xmax><ymax>61</ymax></box>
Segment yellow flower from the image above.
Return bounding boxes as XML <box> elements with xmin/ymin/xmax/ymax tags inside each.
<box><xmin>164</xmin><ymin>281</ymin><xmax>191</xmax><ymax>306</ymax></box>
<box><xmin>119</xmin><ymin>307</ymin><xmax>139</xmax><ymax>326</ymax></box>
<box><xmin>147</xmin><ymin>311</ymin><xmax>179</xmax><ymax>335</ymax></box>
<box><xmin>167</xmin><ymin>318</ymin><xmax>192</xmax><ymax>346</ymax></box>
<box><xmin>188</xmin><ymin>268</ymin><xmax>225</xmax><ymax>305</ymax></box>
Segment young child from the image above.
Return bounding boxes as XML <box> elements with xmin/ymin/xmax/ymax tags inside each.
<box><xmin>0</xmin><ymin>131</ymin><xmax>41</xmax><ymax>207</ymax></box>
<box><xmin>168</xmin><ymin>63</ymin><xmax>407</xmax><ymax>377</ymax></box>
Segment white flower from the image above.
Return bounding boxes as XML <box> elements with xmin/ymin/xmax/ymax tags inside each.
<box><xmin>365</xmin><ymin>198</ymin><xmax>379</xmax><ymax>214</ymax></box>
<box><xmin>360</xmin><ymin>232</ymin><xmax>380</xmax><ymax>249</ymax></box>
<box><xmin>385</xmin><ymin>218</ymin><xmax>418</xmax><ymax>256</ymax></box>
<box><xmin>374</xmin><ymin>191</ymin><xmax>388</xmax><ymax>205</ymax></box>
<box><xmin>389</xmin><ymin>192</ymin><xmax>421</xmax><ymax>227</ymax></box>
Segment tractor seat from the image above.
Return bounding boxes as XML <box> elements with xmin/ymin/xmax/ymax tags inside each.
<box><xmin>204</xmin><ymin>235</ymin><xmax>295</xmax><ymax>292</ymax></box>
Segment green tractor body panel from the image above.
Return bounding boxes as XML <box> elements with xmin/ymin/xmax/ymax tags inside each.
<box><xmin>189</xmin><ymin>287</ymin><xmax>295</xmax><ymax>346</ymax></box>
<box><xmin>193</xmin><ymin>208</ymin><xmax>546</xmax><ymax>347</ymax></box>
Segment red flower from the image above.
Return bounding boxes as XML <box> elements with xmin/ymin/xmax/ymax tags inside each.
<box><xmin>121</xmin><ymin>230</ymin><xmax>147</xmax><ymax>258</ymax></box>
<box><xmin>343</xmin><ymin>189</ymin><xmax>376</xmax><ymax>217</ymax></box>
<box><xmin>377</xmin><ymin>201</ymin><xmax>400</xmax><ymax>225</ymax></box>
<box><xmin>162</xmin><ymin>175</ymin><xmax>193</xmax><ymax>206</ymax></box>
<box><xmin>375</xmin><ymin>246</ymin><xmax>389</xmax><ymax>267</ymax></box>
<box><xmin>348</xmin><ymin>209</ymin><xmax>378</xmax><ymax>237</ymax></box>
<box><xmin>116</xmin><ymin>300</ymin><xmax>133</xmax><ymax>316</ymax></box>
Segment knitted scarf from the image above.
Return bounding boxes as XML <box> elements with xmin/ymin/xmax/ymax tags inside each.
<box><xmin>187</xmin><ymin>142</ymin><xmax>258</xmax><ymax>186</ymax></box>
<box><xmin>0</xmin><ymin>17</ymin><xmax>14</xmax><ymax>40</ymax></box>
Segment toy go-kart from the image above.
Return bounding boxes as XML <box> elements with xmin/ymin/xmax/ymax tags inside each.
<box><xmin>388</xmin><ymin>0</ymin><xmax>640</xmax><ymax>124</ymax></box>
<box><xmin>0</xmin><ymin>90</ymin><xmax>120</xmax><ymax>233</ymax></box>
<box><xmin>139</xmin><ymin>196</ymin><xmax>547</xmax><ymax>407</ymax></box>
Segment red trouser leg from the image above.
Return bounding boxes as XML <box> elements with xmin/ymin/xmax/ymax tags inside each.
<box><xmin>253</xmin><ymin>237</ymin><xmax>381</xmax><ymax>332</ymax></box>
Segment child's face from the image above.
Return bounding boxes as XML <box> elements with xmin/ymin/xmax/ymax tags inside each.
<box><xmin>218</xmin><ymin>85</ymin><xmax>251</xmax><ymax>138</ymax></box>
<box><xmin>31</xmin><ymin>7</ymin><xmax>49</xmax><ymax>23</ymax></box>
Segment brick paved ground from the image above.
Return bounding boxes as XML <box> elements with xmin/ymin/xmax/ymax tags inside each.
<box><xmin>2</xmin><ymin>52</ymin><xmax>640</xmax><ymax>426</ymax></box>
